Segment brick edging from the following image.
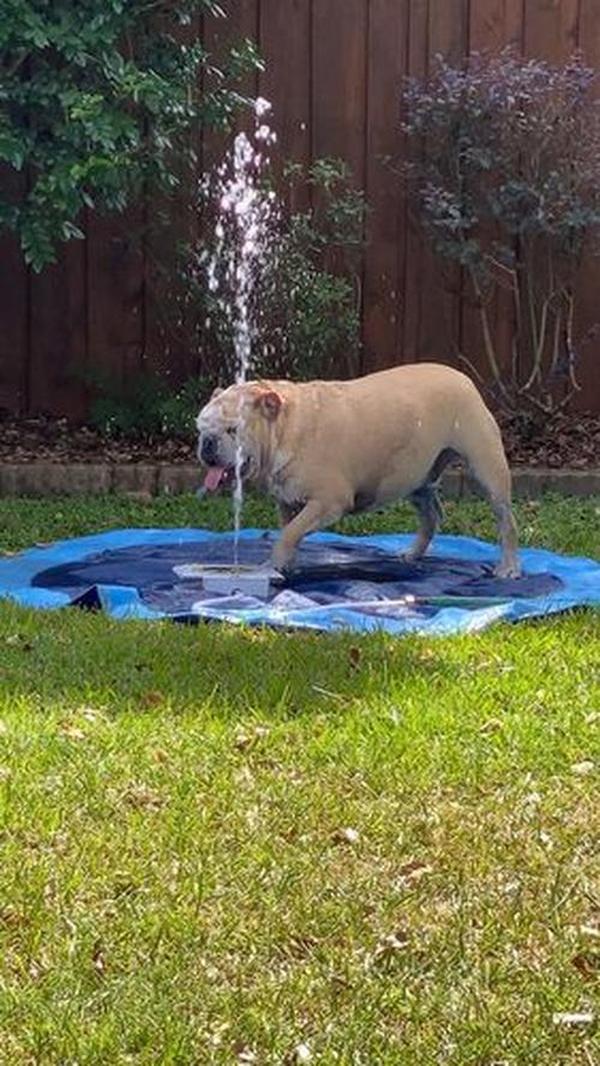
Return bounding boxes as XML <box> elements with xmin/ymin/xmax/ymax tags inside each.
<box><xmin>0</xmin><ymin>462</ymin><xmax>599</xmax><ymax>498</ymax></box>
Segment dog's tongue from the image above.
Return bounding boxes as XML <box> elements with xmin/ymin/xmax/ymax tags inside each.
<box><xmin>203</xmin><ymin>467</ymin><xmax>227</xmax><ymax>492</ymax></box>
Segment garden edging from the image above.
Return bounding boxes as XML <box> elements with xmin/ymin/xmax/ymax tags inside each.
<box><xmin>0</xmin><ymin>462</ymin><xmax>599</xmax><ymax>499</ymax></box>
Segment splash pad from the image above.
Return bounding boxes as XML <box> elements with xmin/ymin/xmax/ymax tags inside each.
<box><xmin>1</xmin><ymin>527</ymin><xmax>598</xmax><ymax>636</ymax></box>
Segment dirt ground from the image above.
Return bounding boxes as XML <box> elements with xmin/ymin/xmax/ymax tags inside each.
<box><xmin>0</xmin><ymin>411</ymin><xmax>599</xmax><ymax>468</ymax></box>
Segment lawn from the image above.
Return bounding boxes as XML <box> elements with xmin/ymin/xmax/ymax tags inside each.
<box><xmin>0</xmin><ymin>493</ymin><xmax>599</xmax><ymax>1065</ymax></box>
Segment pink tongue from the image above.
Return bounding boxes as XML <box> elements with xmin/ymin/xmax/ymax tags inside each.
<box><xmin>203</xmin><ymin>467</ymin><xmax>226</xmax><ymax>492</ymax></box>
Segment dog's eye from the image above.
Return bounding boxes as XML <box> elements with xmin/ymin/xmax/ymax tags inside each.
<box><xmin>226</xmin><ymin>426</ymin><xmax>237</xmax><ymax>437</ymax></box>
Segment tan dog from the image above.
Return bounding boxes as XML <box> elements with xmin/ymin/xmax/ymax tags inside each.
<box><xmin>196</xmin><ymin>363</ymin><xmax>520</xmax><ymax>577</ymax></box>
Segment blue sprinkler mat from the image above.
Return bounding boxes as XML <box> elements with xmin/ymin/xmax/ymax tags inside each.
<box><xmin>0</xmin><ymin>528</ymin><xmax>599</xmax><ymax>636</ymax></box>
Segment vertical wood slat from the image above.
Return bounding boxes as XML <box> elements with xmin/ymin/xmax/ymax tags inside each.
<box><xmin>311</xmin><ymin>0</ymin><xmax>369</xmax><ymax>376</ymax></box>
<box><xmin>258</xmin><ymin>0</ymin><xmax>311</xmax><ymax>206</ymax></box>
<box><xmin>203</xmin><ymin>0</ymin><xmax>260</xmax><ymax>169</ymax></box>
<box><xmin>523</xmin><ymin>0</ymin><xmax>591</xmax><ymax>409</ymax></box>
<box><xmin>401</xmin><ymin>0</ymin><xmax>430</xmax><ymax>364</ymax></box>
<box><xmin>362</xmin><ymin>0</ymin><xmax>410</xmax><ymax>371</ymax></box>
<box><xmin>523</xmin><ymin>0</ymin><xmax>580</xmax><ymax>59</ymax></box>
<box><xmin>469</xmin><ymin>0</ymin><xmax>524</xmax><ymax>51</ymax></box>
<box><xmin>29</xmin><ymin>241</ymin><xmax>87</xmax><ymax>417</ymax></box>
<box><xmin>0</xmin><ymin>170</ymin><xmax>28</xmax><ymax>414</ymax></box>
<box><xmin>575</xmin><ymin>0</ymin><xmax>600</xmax><ymax>410</ymax></box>
<box><xmin>143</xmin><ymin>7</ymin><xmax>204</xmax><ymax>383</ymax></box>
<box><xmin>311</xmin><ymin>0</ymin><xmax>368</xmax><ymax>178</ymax></box>
<box><xmin>86</xmin><ymin>209</ymin><xmax>145</xmax><ymax>396</ymax></box>
<box><xmin>402</xmin><ymin>0</ymin><xmax>469</xmax><ymax>367</ymax></box>
<box><xmin>461</xmin><ymin>0</ymin><xmax>525</xmax><ymax>390</ymax></box>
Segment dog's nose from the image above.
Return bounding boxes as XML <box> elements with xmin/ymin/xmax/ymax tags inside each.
<box><xmin>201</xmin><ymin>434</ymin><xmax>219</xmax><ymax>464</ymax></box>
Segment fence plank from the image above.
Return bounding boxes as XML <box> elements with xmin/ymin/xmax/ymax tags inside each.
<box><xmin>259</xmin><ymin>0</ymin><xmax>311</xmax><ymax>174</ymax></box>
<box><xmin>461</xmin><ymin>0</ymin><xmax>525</xmax><ymax>396</ymax></box>
<box><xmin>311</xmin><ymin>0</ymin><xmax>367</xmax><ymax>178</ymax></box>
<box><xmin>523</xmin><ymin>0</ymin><xmax>580</xmax><ymax>59</ymax></box>
<box><xmin>575</xmin><ymin>0</ymin><xmax>600</xmax><ymax>410</ymax></box>
<box><xmin>362</xmin><ymin>0</ymin><xmax>409</xmax><ymax>372</ymax></box>
<box><xmin>203</xmin><ymin>0</ymin><xmax>260</xmax><ymax>166</ymax></box>
<box><xmin>469</xmin><ymin>0</ymin><xmax>523</xmax><ymax>51</ymax></box>
<box><xmin>401</xmin><ymin>0</ymin><xmax>429</xmax><ymax>364</ymax></box>
<box><xmin>86</xmin><ymin>210</ymin><xmax>145</xmax><ymax>395</ymax></box>
<box><xmin>29</xmin><ymin>241</ymin><xmax>87</xmax><ymax>416</ymax></box>
<box><xmin>312</xmin><ymin>0</ymin><xmax>368</xmax><ymax>376</ymax></box>
<box><xmin>403</xmin><ymin>0</ymin><xmax>469</xmax><ymax>368</ymax></box>
<box><xmin>0</xmin><ymin>171</ymin><xmax>28</xmax><ymax>414</ymax></box>
<box><xmin>143</xmin><ymin>8</ymin><xmax>204</xmax><ymax>385</ymax></box>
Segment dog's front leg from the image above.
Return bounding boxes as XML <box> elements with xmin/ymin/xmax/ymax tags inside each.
<box><xmin>271</xmin><ymin>497</ymin><xmax>349</xmax><ymax>571</ymax></box>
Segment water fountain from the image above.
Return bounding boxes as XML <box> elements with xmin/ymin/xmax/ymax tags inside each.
<box><xmin>189</xmin><ymin>97</ymin><xmax>283</xmax><ymax>599</ymax></box>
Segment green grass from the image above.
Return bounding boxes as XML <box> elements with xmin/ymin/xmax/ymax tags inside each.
<box><xmin>0</xmin><ymin>494</ymin><xmax>599</xmax><ymax>1065</ymax></box>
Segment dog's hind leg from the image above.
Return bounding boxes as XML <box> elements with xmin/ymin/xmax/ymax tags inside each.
<box><xmin>457</xmin><ymin>422</ymin><xmax>520</xmax><ymax>578</ymax></box>
<box><xmin>403</xmin><ymin>448</ymin><xmax>456</xmax><ymax>562</ymax></box>
<box><xmin>404</xmin><ymin>484</ymin><xmax>443</xmax><ymax>562</ymax></box>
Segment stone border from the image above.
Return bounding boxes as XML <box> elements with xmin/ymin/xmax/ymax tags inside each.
<box><xmin>0</xmin><ymin>462</ymin><xmax>599</xmax><ymax>498</ymax></box>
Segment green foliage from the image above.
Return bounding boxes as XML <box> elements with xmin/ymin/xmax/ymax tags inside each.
<box><xmin>402</xmin><ymin>50</ymin><xmax>600</xmax><ymax>418</ymax></box>
<box><xmin>181</xmin><ymin>156</ymin><xmax>366</xmax><ymax>383</ymax></box>
<box><xmin>0</xmin><ymin>0</ymin><xmax>260</xmax><ymax>270</ymax></box>
<box><xmin>88</xmin><ymin>370</ymin><xmax>207</xmax><ymax>438</ymax></box>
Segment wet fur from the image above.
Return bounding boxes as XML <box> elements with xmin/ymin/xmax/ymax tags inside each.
<box><xmin>196</xmin><ymin>365</ymin><xmax>520</xmax><ymax>578</ymax></box>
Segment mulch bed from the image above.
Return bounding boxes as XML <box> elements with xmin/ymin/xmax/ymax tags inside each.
<box><xmin>1</xmin><ymin>411</ymin><xmax>599</xmax><ymax>468</ymax></box>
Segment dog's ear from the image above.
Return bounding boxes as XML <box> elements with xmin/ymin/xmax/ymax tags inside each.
<box><xmin>254</xmin><ymin>388</ymin><xmax>283</xmax><ymax>420</ymax></box>
<box><xmin>210</xmin><ymin>386</ymin><xmax>224</xmax><ymax>400</ymax></box>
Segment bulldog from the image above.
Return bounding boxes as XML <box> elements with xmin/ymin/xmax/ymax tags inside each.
<box><xmin>196</xmin><ymin>363</ymin><xmax>520</xmax><ymax>578</ymax></box>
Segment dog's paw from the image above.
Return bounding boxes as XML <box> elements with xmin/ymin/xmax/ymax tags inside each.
<box><xmin>399</xmin><ymin>549</ymin><xmax>425</xmax><ymax>565</ymax></box>
<box><xmin>269</xmin><ymin>552</ymin><xmax>294</xmax><ymax>575</ymax></box>
<box><xmin>493</xmin><ymin>559</ymin><xmax>521</xmax><ymax>580</ymax></box>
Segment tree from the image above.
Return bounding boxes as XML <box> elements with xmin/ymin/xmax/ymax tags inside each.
<box><xmin>0</xmin><ymin>0</ymin><xmax>259</xmax><ymax>270</ymax></box>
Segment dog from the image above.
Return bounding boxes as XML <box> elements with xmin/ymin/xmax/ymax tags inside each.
<box><xmin>196</xmin><ymin>363</ymin><xmax>520</xmax><ymax>578</ymax></box>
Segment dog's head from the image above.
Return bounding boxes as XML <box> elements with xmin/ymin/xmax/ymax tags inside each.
<box><xmin>196</xmin><ymin>382</ymin><xmax>284</xmax><ymax>492</ymax></box>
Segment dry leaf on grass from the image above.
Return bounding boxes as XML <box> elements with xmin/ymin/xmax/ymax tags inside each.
<box><xmin>138</xmin><ymin>691</ymin><xmax>164</xmax><ymax>710</ymax></box>
<box><xmin>572</xmin><ymin>953</ymin><xmax>600</xmax><ymax>981</ymax></box>
<box><xmin>289</xmin><ymin>1044</ymin><xmax>312</xmax><ymax>1063</ymax></box>
<box><xmin>151</xmin><ymin>747</ymin><xmax>170</xmax><ymax>765</ymax></box>
<box><xmin>235</xmin><ymin>1046</ymin><xmax>257</xmax><ymax>1064</ymax></box>
<box><xmin>479</xmin><ymin>718</ymin><xmax>503</xmax><ymax>735</ymax></box>
<box><xmin>348</xmin><ymin>646</ymin><xmax>361</xmax><ymax>670</ymax></box>
<box><xmin>121</xmin><ymin>783</ymin><xmax>165</xmax><ymax>811</ymax></box>
<box><xmin>571</xmin><ymin>760</ymin><xmax>595</xmax><ymax>776</ymax></box>
<box><xmin>77</xmin><ymin>706</ymin><xmax>110</xmax><ymax>724</ymax></box>
<box><xmin>331</xmin><ymin>826</ymin><xmax>360</xmax><ymax>846</ymax></box>
<box><xmin>92</xmin><ymin>941</ymin><xmax>106</xmax><ymax>975</ymax></box>
<box><xmin>368</xmin><ymin>929</ymin><xmax>410</xmax><ymax>969</ymax></box>
<box><xmin>58</xmin><ymin>722</ymin><xmax>87</xmax><ymax>742</ymax></box>
<box><xmin>234</xmin><ymin>725</ymin><xmax>270</xmax><ymax>752</ymax></box>
<box><xmin>552</xmin><ymin>1011</ymin><xmax>595</xmax><ymax>1027</ymax></box>
<box><xmin>396</xmin><ymin>859</ymin><xmax>433</xmax><ymax>885</ymax></box>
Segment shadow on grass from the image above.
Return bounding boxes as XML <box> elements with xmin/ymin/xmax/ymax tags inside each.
<box><xmin>0</xmin><ymin>601</ymin><xmax>462</xmax><ymax>720</ymax></box>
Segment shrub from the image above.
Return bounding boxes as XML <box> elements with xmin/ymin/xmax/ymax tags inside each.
<box><xmin>402</xmin><ymin>49</ymin><xmax>600</xmax><ymax>419</ymax></box>
<box><xmin>0</xmin><ymin>0</ymin><xmax>259</xmax><ymax>270</ymax></box>
<box><xmin>176</xmin><ymin>156</ymin><xmax>366</xmax><ymax>384</ymax></box>
<box><xmin>88</xmin><ymin>370</ymin><xmax>207</xmax><ymax>439</ymax></box>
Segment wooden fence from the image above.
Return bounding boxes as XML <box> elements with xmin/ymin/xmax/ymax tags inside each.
<box><xmin>1</xmin><ymin>0</ymin><xmax>600</xmax><ymax>417</ymax></box>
